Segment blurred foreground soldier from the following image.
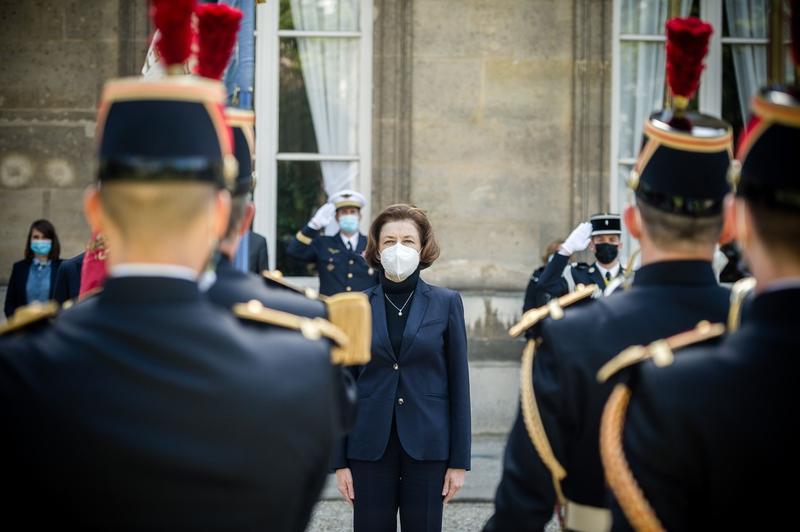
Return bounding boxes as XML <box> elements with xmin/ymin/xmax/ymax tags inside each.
<box><xmin>485</xmin><ymin>17</ymin><xmax>733</xmax><ymax>532</ymax></box>
<box><xmin>0</xmin><ymin>2</ymin><xmax>341</xmax><ymax>530</ymax></box>
<box><xmin>287</xmin><ymin>189</ymin><xmax>379</xmax><ymax>295</ymax></box>
<box><xmin>206</xmin><ymin>107</ymin><xmax>366</xmax><ymax>435</ymax></box>
<box><xmin>522</xmin><ymin>239</ymin><xmax>563</xmax><ymax>312</ymax></box>
<box><xmin>601</xmin><ymin>12</ymin><xmax>800</xmax><ymax>530</ymax></box>
<box><xmin>536</xmin><ymin>213</ymin><xmax>624</xmax><ymax>301</ymax></box>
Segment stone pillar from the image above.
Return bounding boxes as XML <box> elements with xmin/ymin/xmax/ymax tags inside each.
<box><xmin>371</xmin><ymin>0</ymin><xmax>414</xmax><ymax>211</ymax></box>
<box><xmin>0</xmin><ymin>0</ymin><xmax>149</xmax><ymax>284</ymax></box>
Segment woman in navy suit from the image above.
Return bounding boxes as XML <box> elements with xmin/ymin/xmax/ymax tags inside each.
<box><xmin>4</xmin><ymin>219</ymin><xmax>62</xmax><ymax>317</ymax></box>
<box><xmin>332</xmin><ymin>204</ymin><xmax>471</xmax><ymax>531</ymax></box>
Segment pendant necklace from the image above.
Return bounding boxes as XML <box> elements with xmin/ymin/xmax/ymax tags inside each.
<box><xmin>385</xmin><ymin>291</ymin><xmax>414</xmax><ymax>316</ymax></box>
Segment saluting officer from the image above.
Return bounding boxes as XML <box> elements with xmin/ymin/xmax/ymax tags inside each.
<box><xmin>535</xmin><ymin>213</ymin><xmax>624</xmax><ymax>302</ymax></box>
<box><xmin>287</xmin><ymin>190</ymin><xmax>379</xmax><ymax>296</ymax></box>
<box><xmin>0</xmin><ymin>3</ymin><xmax>343</xmax><ymax>530</ymax></box>
<box><xmin>601</xmin><ymin>21</ymin><xmax>800</xmax><ymax>531</ymax></box>
<box><xmin>485</xmin><ymin>17</ymin><xmax>733</xmax><ymax>532</ymax></box>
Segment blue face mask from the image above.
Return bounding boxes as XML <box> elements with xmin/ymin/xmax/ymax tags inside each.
<box><xmin>338</xmin><ymin>214</ymin><xmax>360</xmax><ymax>234</ymax></box>
<box><xmin>31</xmin><ymin>239</ymin><xmax>52</xmax><ymax>256</ymax></box>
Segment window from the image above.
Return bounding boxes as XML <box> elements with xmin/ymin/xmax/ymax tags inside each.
<box><xmin>610</xmin><ymin>0</ymin><xmax>792</xmax><ymax>250</ymax></box>
<box><xmin>254</xmin><ymin>0</ymin><xmax>373</xmax><ymax>277</ymax></box>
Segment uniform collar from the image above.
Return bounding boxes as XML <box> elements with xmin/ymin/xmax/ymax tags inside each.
<box><xmin>339</xmin><ymin>232</ymin><xmax>359</xmax><ymax>251</ymax></box>
<box><xmin>632</xmin><ymin>260</ymin><xmax>717</xmax><ymax>287</ymax></box>
<box><xmin>596</xmin><ymin>262</ymin><xmax>620</xmax><ymax>279</ymax></box>
<box><xmin>749</xmin><ymin>287</ymin><xmax>800</xmax><ymax>326</ymax></box>
<box><xmin>99</xmin><ymin>276</ymin><xmax>201</xmax><ymax>305</ymax></box>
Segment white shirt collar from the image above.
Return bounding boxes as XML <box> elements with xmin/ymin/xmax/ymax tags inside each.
<box><xmin>596</xmin><ymin>262</ymin><xmax>621</xmax><ymax>279</ymax></box>
<box><xmin>110</xmin><ymin>263</ymin><xmax>198</xmax><ymax>281</ymax></box>
<box><xmin>340</xmin><ymin>232</ymin><xmax>359</xmax><ymax>250</ymax></box>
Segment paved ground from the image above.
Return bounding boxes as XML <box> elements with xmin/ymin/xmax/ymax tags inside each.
<box><xmin>307</xmin><ymin>501</ymin><xmax>495</xmax><ymax>531</ymax></box>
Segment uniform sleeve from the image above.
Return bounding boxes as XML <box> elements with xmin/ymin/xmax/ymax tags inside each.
<box><xmin>52</xmin><ymin>261</ymin><xmax>73</xmax><ymax>304</ymax></box>
<box><xmin>4</xmin><ymin>263</ymin><xmax>24</xmax><ymax>318</ymax></box>
<box><xmin>535</xmin><ymin>254</ymin><xmax>570</xmax><ymax>300</ymax></box>
<box><xmin>485</xmin><ymin>339</ymin><xmax>565</xmax><ymax>531</ymax></box>
<box><xmin>522</xmin><ymin>267</ymin><xmax>544</xmax><ymax>313</ymax></box>
<box><xmin>285</xmin><ymin>225</ymin><xmax>320</xmax><ymax>262</ymax></box>
<box><xmin>611</xmin><ymin>366</ymin><xmax>695</xmax><ymax>532</ymax></box>
<box><xmin>446</xmin><ymin>291</ymin><xmax>471</xmax><ymax>470</ymax></box>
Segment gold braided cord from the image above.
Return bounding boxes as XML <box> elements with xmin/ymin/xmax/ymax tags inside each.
<box><xmin>600</xmin><ymin>384</ymin><xmax>665</xmax><ymax>532</ymax></box>
<box><xmin>519</xmin><ymin>339</ymin><xmax>567</xmax><ymax>505</ymax></box>
<box><xmin>727</xmin><ymin>277</ymin><xmax>756</xmax><ymax>332</ymax></box>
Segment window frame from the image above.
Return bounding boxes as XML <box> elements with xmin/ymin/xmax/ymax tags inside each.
<box><xmin>253</xmin><ymin>0</ymin><xmax>373</xmax><ymax>277</ymax></box>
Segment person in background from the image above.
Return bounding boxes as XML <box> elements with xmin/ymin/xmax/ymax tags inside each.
<box><xmin>247</xmin><ymin>228</ymin><xmax>269</xmax><ymax>274</ymax></box>
<box><xmin>286</xmin><ymin>190</ymin><xmax>379</xmax><ymax>296</ymax></box>
<box><xmin>4</xmin><ymin>219</ymin><xmax>62</xmax><ymax>317</ymax></box>
<box><xmin>522</xmin><ymin>239</ymin><xmax>564</xmax><ymax>313</ymax></box>
<box><xmin>332</xmin><ymin>204</ymin><xmax>471</xmax><ymax>532</ymax></box>
<box><xmin>53</xmin><ymin>251</ymin><xmax>84</xmax><ymax>304</ymax></box>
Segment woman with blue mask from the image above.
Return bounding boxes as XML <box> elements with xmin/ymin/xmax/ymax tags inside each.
<box><xmin>287</xmin><ymin>189</ymin><xmax>380</xmax><ymax>296</ymax></box>
<box><xmin>4</xmin><ymin>219</ymin><xmax>62</xmax><ymax>318</ymax></box>
<box><xmin>332</xmin><ymin>204</ymin><xmax>471</xmax><ymax>532</ymax></box>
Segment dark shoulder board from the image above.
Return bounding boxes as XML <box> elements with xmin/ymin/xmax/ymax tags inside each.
<box><xmin>596</xmin><ymin>320</ymin><xmax>725</xmax><ymax>383</ymax></box>
<box><xmin>261</xmin><ymin>270</ymin><xmax>325</xmax><ymax>301</ymax></box>
<box><xmin>0</xmin><ymin>301</ymin><xmax>59</xmax><ymax>336</ymax></box>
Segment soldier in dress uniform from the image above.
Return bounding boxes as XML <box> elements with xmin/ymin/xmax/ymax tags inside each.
<box><xmin>484</xmin><ymin>17</ymin><xmax>733</xmax><ymax>532</ymax></box>
<box><xmin>534</xmin><ymin>213</ymin><xmax>624</xmax><ymax>302</ymax></box>
<box><xmin>0</xmin><ymin>3</ymin><xmax>347</xmax><ymax>529</ymax></box>
<box><xmin>287</xmin><ymin>190</ymin><xmax>380</xmax><ymax>296</ymax></box>
<box><xmin>600</xmin><ymin>20</ymin><xmax>800</xmax><ymax>531</ymax></box>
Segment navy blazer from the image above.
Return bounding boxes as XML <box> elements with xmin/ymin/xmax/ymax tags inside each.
<box><xmin>333</xmin><ymin>278</ymin><xmax>471</xmax><ymax>470</ymax></box>
<box><xmin>247</xmin><ymin>231</ymin><xmax>269</xmax><ymax>274</ymax></box>
<box><xmin>286</xmin><ymin>226</ymin><xmax>379</xmax><ymax>296</ymax></box>
<box><xmin>4</xmin><ymin>258</ymin><xmax>61</xmax><ymax>317</ymax></box>
<box><xmin>53</xmin><ymin>252</ymin><xmax>84</xmax><ymax>304</ymax></box>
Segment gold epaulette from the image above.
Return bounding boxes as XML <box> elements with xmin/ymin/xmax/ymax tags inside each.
<box><xmin>325</xmin><ymin>292</ymin><xmax>372</xmax><ymax>366</ymax></box>
<box><xmin>600</xmin><ymin>384</ymin><xmax>666</xmax><ymax>532</ymax></box>
<box><xmin>233</xmin><ymin>300</ymin><xmax>349</xmax><ymax>361</ymax></box>
<box><xmin>728</xmin><ymin>277</ymin><xmax>756</xmax><ymax>333</ymax></box>
<box><xmin>261</xmin><ymin>270</ymin><xmax>327</xmax><ymax>301</ymax></box>
<box><xmin>0</xmin><ymin>301</ymin><xmax>59</xmax><ymax>336</ymax></box>
<box><xmin>596</xmin><ymin>320</ymin><xmax>725</xmax><ymax>383</ymax></box>
<box><xmin>508</xmin><ymin>283</ymin><xmax>597</xmax><ymax>338</ymax></box>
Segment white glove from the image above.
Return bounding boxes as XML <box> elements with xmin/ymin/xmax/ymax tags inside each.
<box><xmin>308</xmin><ymin>202</ymin><xmax>337</xmax><ymax>230</ymax></box>
<box><xmin>559</xmin><ymin>222</ymin><xmax>592</xmax><ymax>255</ymax></box>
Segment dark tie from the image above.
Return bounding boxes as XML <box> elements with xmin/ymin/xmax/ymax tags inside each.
<box><xmin>605</xmin><ymin>271</ymin><xmax>611</xmax><ymax>283</ymax></box>
<box><xmin>346</xmin><ymin>241</ymin><xmax>353</xmax><ymax>252</ymax></box>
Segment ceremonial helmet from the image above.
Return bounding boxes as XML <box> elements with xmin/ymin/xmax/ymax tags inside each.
<box><xmin>629</xmin><ymin>17</ymin><xmax>733</xmax><ymax>217</ymax></box>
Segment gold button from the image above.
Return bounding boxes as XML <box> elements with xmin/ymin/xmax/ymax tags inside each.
<box><xmin>397</xmin><ymin>397</ymin><xmax>404</xmax><ymax>406</ymax></box>
<box><xmin>346</xmin><ymin>286</ymin><xmax>352</xmax><ymax>292</ymax></box>
<box><xmin>393</xmin><ymin>363</ymin><xmax>399</xmax><ymax>370</ymax></box>
<box><xmin>349</xmin><ymin>260</ymin><xmax>354</xmax><ymax>265</ymax></box>
<box><xmin>347</xmin><ymin>273</ymin><xmax>353</xmax><ymax>279</ymax></box>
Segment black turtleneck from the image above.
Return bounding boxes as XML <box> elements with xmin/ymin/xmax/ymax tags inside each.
<box><xmin>381</xmin><ymin>269</ymin><xmax>420</xmax><ymax>355</ymax></box>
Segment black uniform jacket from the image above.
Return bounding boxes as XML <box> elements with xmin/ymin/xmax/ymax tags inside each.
<box><xmin>286</xmin><ymin>226</ymin><xmax>378</xmax><ymax>296</ymax></box>
<box><xmin>535</xmin><ymin>253</ymin><xmax>616</xmax><ymax>301</ymax></box>
<box><xmin>53</xmin><ymin>252</ymin><xmax>85</xmax><ymax>303</ymax></box>
<box><xmin>247</xmin><ymin>231</ymin><xmax>269</xmax><ymax>274</ymax></box>
<box><xmin>207</xmin><ymin>255</ymin><xmax>357</xmax><ymax>435</ymax></box>
<box><xmin>485</xmin><ymin>260</ymin><xmax>730</xmax><ymax>531</ymax></box>
<box><xmin>611</xmin><ymin>287</ymin><xmax>799</xmax><ymax>531</ymax></box>
<box><xmin>0</xmin><ymin>276</ymin><xmax>338</xmax><ymax>531</ymax></box>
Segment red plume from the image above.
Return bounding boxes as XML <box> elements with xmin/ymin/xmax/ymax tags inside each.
<box><xmin>665</xmin><ymin>17</ymin><xmax>713</xmax><ymax>103</ymax></box>
<box><xmin>151</xmin><ymin>0</ymin><xmax>196</xmax><ymax>67</ymax></box>
<box><xmin>195</xmin><ymin>4</ymin><xmax>243</xmax><ymax>80</ymax></box>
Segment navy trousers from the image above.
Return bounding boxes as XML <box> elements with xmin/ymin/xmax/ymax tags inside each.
<box><xmin>350</xmin><ymin>421</ymin><xmax>448</xmax><ymax>532</ymax></box>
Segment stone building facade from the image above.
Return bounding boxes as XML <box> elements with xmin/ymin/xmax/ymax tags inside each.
<box><xmin>0</xmin><ymin>0</ymin><xmax>613</xmax><ymax>432</ymax></box>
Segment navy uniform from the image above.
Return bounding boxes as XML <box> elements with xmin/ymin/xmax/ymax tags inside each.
<box><xmin>286</xmin><ymin>190</ymin><xmax>379</xmax><ymax>296</ymax></box>
<box><xmin>0</xmin><ymin>16</ymin><xmax>344</xmax><ymax>528</ymax></box>
<box><xmin>535</xmin><ymin>214</ymin><xmax>624</xmax><ymax>303</ymax></box>
<box><xmin>602</xmin><ymin>77</ymin><xmax>800</xmax><ymax>530</ymax></box>
<box><xmin>485</xmin><ymin>18</ymin><xmax>733</xmax><ymax>531</ymax></box>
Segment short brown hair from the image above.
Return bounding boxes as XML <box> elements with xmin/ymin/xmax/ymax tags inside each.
<box><xmin>364</xmin><ymin>204</ymin><xmax>440</xmax><ymax>270</ymax></box>
<box><xmin>746</xmin><ymin>200</ymin><xmax>800</xmax><ymax>263</ymax></box>
<box><xmin>638</xmin><ymin>201</ymin><xmax>723</xmax><ymax>248</ymax></box>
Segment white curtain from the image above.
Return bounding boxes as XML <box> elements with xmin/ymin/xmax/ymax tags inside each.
<box><xmin>725</xmin><ymin>0</ymin><xmax>768</xmax><ymax>118</ymax></box>
<box><xmin>291</xmin><ymin>0</ymin><xmax>360</xmax><ymax>234</ymax></box>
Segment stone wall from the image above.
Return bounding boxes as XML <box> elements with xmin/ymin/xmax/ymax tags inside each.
<box><xmin>0</xmin><ymin>0</ymin><xmax>149</xmax><ymax>284</ymax></box>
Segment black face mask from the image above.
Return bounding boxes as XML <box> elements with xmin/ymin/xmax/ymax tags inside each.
<box><xmin>594</xmin><ymin>243</ymin><xmax>619</xmax><ymax>264</ymax></box>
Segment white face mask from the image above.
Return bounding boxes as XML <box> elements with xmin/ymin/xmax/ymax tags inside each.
<box><xmin>380</xmin><ymin>243</ymin><xmax>420</xmax><ymax>282</ymax></box>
